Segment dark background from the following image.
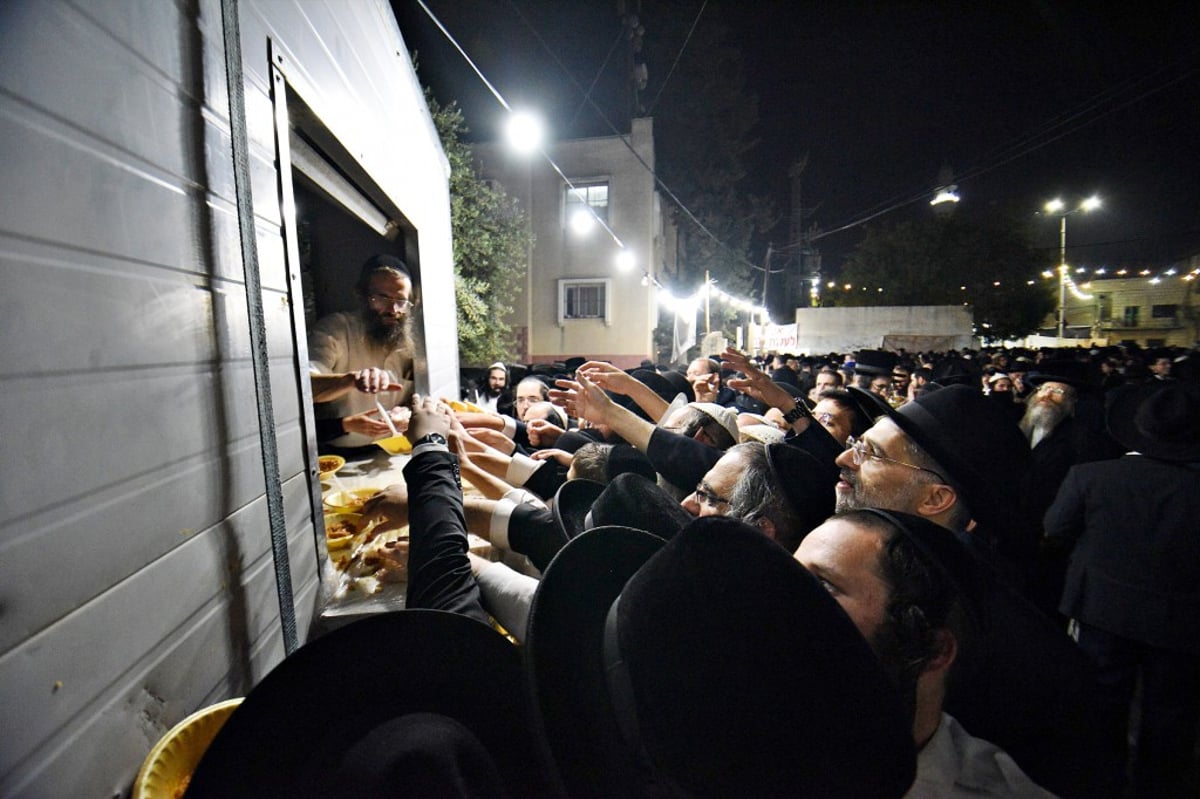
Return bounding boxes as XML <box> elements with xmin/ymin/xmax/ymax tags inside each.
<box><xmin>393</xmin><ymin>1</ymin><xmax>1200</xmax><ymax>272</ymax></box>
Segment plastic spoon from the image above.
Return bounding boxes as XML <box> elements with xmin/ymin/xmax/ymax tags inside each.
<box><xmin>375</xmin><ymin>398</ymin><xmax>399</xmax><ymax>437</ymax></box>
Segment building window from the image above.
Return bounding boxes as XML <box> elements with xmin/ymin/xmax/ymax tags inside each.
<box><xmin>1151</xmin><ymin>304</ymin><xmax>1178</xmax><ymax>319</ymax></box>
<box><xmin>564</xmin><ymin>181</ymin><xmax>609</xmax><ymax>232</ymax></box>
<box><xmin>559</xmin><ymin>278</ymin><xmax>612</xmax><ymax>324</ymax></box>
<box><xmin>1122</xmin><ymin>306</ymin><xmax>1139</xmax><ymax>327</ymax></box>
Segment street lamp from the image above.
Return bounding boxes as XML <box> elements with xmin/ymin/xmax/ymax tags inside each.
<box><xmin>1043</xmin><ymin>196</ymin><xmax>1100</xmax><ymax>343</ymax></box>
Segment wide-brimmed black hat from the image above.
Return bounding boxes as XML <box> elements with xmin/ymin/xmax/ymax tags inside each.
<box><xmin>604</xmin><ymin>444</ymin><xmax>658</xmax><ymax>482</ymax></box>
<box><xmin>526</xmin><ymin>518</ymin><xmax>916</xmax><ymax>798</ymax></box>
<box><xmin>1027</xmin><ymin>359</ymin><xmax>1092</xmax><ymax>388</ymax></box>
<box><xmin>584</xmin><ymin>472</ymin><xmax>692</xmax><ymax>538</ymax></box>
<box><xmin>658</xmin><ymin>369</ymin><xmax>695</xmax><ymax>403</ymax></box>
<box><xmin>552</xmin><ymin>478</ymin><xmax>606</xmax><ymax>541</ymax></box>
<box><xmin>186</xmin><ymin>610</ymin><xmax>559</xmax><ymax>797</ymax></box>
<box><xmin>1106</xmin><ymin>381</ymin><xmax>1200</xmax><ymax>462</ymax></box>
<box><xmin>846</xmin><ymin>384</ymin><xmax>894</xmax><ymax>421</ymax></box>
<box><xmin>629</xmin><ymin>368</ymin><xmax>677</xmax><ymax>405</ymax></box>
<box><xmin>875</xmin><ymin>384</ymin><xmax>1030</xmax><ymax>530</ymax></box>
<box><xmin>765</xmin><ymin>443</ymin><xmax>837</xmax><ymax>542</ymax></box>
<box><xmin>854</xmin><ymin>349</ymin><xmax>899</xmax><ymax>376</ymax></box>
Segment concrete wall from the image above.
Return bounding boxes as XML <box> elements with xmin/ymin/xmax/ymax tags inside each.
<box><xmin>791</xmin><ymin>305</ymin><xmax>977</xmax><ymax>353</ymax></box>
<box><xmin>0</xmin><ymin>1</ymin><xmax>454</xmax><ymax>794</ymax></box>
<box><xmin>474</xmin><ymin>117</ymin><xmax>662</xmax><ymax>368</ymax></box>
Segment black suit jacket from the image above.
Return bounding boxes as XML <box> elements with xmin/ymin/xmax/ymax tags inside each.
<box><xmin>403</xmin><ymin>450</ymin><xmax>490</xmax><ymax>625</ymax></box>
<box><xmin>1045</xmin><ymin>454</ymin><xmax>1200</xmax><ymax>654</ymax></box>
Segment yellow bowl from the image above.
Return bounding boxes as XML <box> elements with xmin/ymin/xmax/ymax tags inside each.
<box><xmin>375</xmin><ymin>434</ymin><xmax>412</xmax><ymax>455</ymax></box>
<box><xmin>133</xmin><ymin>697</ymin><xmax>242</xmax><ymax>799</ymax></box>
<box><xmin>323</xmin><ymin>512</ymin><xmax>362</xmax><ymax>550</ymax></box>
<box><xmin>317</xmin><ymin>454</ymin><xmax>345</xmax><ymax>479</ymax></box>
<box><xmin>322</xmin><ymin>488</ymin><xmax>379</xmax><ymax>513</ymax></box>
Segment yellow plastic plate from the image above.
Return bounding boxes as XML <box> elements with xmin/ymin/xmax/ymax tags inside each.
<box><xmin>375</xmin><ymin>434</ymin><xmax>412</xmax><ymax>455</ymax></box>
<box><xmin>317</xmin><ymin>454</ymin><xmax>345</xmax><ymax>479</ymax></box>
<box><xmin>133</xmin><ymin>698</ymin><xmax>242</xmax><ymax>799</ymax></box>
<box><xmin>322</xmin><ymin>487</ymin><xmax>380</xmax><ymax>513</ymax></box>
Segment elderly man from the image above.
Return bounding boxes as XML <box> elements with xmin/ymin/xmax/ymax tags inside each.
<box><xmin>309</xmin><ymin>254</ymin><xmax>416</xmax><ymax>447</ymax></box>
<box><xmin>681</xmin><ymin>441</ymin><xmax>835</xmax><ymax>553</ymax></box>
<box><xmin>829</xmin><ymin>383</ymin><xmax>1111</xmax><ymax>798</ymax></box>
<box><xmin>797</xmin><ymin>510</ymin><xmax>1055</xmax><ymax>797</ymax></box>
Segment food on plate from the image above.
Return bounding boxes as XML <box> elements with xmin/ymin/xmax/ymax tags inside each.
<box><xmin>317</xmin><ymin>455</ymin><xmax>345</xmax><ymax>478</ymax></box>
<box><xmin>331</xmin><ymin>525</ymin><xmax>411</xmax><ymax>598</ymax></box>
<box><xmin>323</xmin><ymin>514</ymin><xmax>360</xmax><ymax>550</ymax></box>
<box><xmin>322</xmin><ymin>488</ymin><xmax>379</xmax><ymax>513</ymax></box>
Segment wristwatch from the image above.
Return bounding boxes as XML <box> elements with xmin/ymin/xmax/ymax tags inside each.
<box><xmin>412</xmin><ymin>432</ymin><xmax>448</xmax><ymax>448</ymax></box>
<box><xmin>781</xmin><ymin>403</ymin><xmax>809</xmax><ymax>425</ymax></box>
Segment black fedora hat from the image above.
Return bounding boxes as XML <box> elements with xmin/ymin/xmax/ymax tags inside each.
<box><xmin>1106</xmin><ymin>381</ymin><xmax>1200</xmax><ymax>462</ymax></box>
<box><xmin>552</xmin><ymin>478</ymin><xmax>606</xmax><ymax>540</ymax></box>
<box><xmin>630</xmin><ymin>368</ymin><xmax>677</xmax><ymax>405</ymax></box>
<box><xmin>854</xmin><ymin>349</ymin><xmax>899</xmax><ymax>376</ymax></box>
<box><xmin>658</xmin><ymin>369</ymin><xmax>695</xmax><ymax>403</ymax></box>
<box><xmin>586</xmin><ymin>472</ymin><xmax>693</xmax><ymax>537</ymax></box>
<box><xmin>526</xmin><ymin>517</ymin><xmax>916</xmax><ymax>798</ymax></box>
<box><xmin>604</xmin><ymin>444</ymin><xmax>658</xmax><ymax>482</ymax></box>
<box><xmin>875</xmin><ymin>384</ymin><xmax>1031</xmax><ymax>530</ymax></box>
<box><xmin>765</xmin><ymin>443</ymin><xmax>837</xmax><ymax>540</ymax></box>
<box><xmin>186</xmin><ymin>610</ymin><xmax>559</xmax><ymax>797</ymax></box>
<box><xmin>846</xmin><ymin>384</ymin><xmax>894</xmax><ymax>421</ymax></box>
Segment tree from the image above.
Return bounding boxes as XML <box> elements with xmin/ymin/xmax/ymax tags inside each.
<box><xmin>427</xmin><ymin>90</ymin><xmax>532</xmax><ymax>365</ymax></box>
<box><xmin>840</xmin><ymin>213</ymin><xmax>1055</xmax><ymax>342</ymax></box>
<box><xmin>643</xmin><ymin>2</ymin><xmax>778</xmax><ymax>345</ymax></box>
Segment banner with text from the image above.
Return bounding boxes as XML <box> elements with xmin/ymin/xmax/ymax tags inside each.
<box><xmin>760</xmin><ymin>323</ymin><xmax>798</xmax><ymax>352</ymax></box>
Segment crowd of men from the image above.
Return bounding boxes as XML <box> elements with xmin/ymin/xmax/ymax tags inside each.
<box><xmin>189</xmin><ymin>254</ymin><xmax>1200</xmax><ymax>798</ymax></box>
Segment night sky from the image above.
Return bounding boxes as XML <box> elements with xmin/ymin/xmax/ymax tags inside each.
<box><xmin>393</xmin><ymin>1</ymin><xmax>1200</xmax><ymax>273</ymax></box>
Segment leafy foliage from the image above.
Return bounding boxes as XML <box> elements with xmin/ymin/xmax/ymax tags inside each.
<box><xmin>427</xmin><ymin>90</ymin><xmax>532</xmax><ymax>365</ymax></box>
<box><xmin>840</xmin><ymin>214</ymin><xmax>1055</xmax><ymax>342</ymax></box>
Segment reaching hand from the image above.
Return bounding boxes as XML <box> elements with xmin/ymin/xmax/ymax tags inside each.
<box><xmin>690</xmin><ymin>373</ymin><xmax>720</xmax><ymax>403</ymax></box>
<box><xmin>341</xmin><ymin>408</ymin><xmax>396</xmax><ymax>440</ymax></box>
<box><xmin>359</xmin><ymin>483</ymin><xmax>409</xmax><ymax>534</ymax></box>
<box><xmin>468</xmin><ymin>427</ymin><xmax>516</xmax><ymax>455</ymax></box>
<box><xmin>527</xmin><ymin>418</ymin><xmax>564</xmax><ymax>448</ymax></box>
<box><xmin>530</xmin><ymin>448</ymin><xmax>573</xmax><ymax>469</ymax></box>
<box><xmin>407</xmin><ymin>394</ymin><xmax>452</xmax><ymax>442</ymax></box>
<box><xmin>549</xmin><ymin>372</ymin><xmax>614</xmax><ymax>427</ymax></box>
<box><xmin>722</xmin><ymin>347</ymin><xmax>794</xmax><ymax>411</ymax></box>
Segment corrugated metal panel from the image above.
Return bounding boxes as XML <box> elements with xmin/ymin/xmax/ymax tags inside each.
<box><xmin>0</xmin><ymin>0</ymin><xmax>456</xmax><ymax>795</ymax></box>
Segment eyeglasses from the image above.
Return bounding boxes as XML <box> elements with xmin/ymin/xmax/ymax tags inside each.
<box><xmin>691</xmin><ymin>482</ymin><xmax>730</xmax><ymax>510</ymax></box>
<box><xmin>1036</xmin><ymin>385</ymin><xmax>1068</xmax><ymax>398</ymax></box>
<box><xmin>844</xmin><ymin>435</ymin><xmax>947</xmax><ymax>483</ymax></box>
<box><xmin>367</xmin><ymin>293</ymin><xmax>413</xmax><ymax>312</ymax></box>
<box><xmin>815</xmin><ymin>411</ymin><xmax>834</xmax><ymax>425</ymax></box>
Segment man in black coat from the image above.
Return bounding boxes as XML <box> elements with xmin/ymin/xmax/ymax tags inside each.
<box><xmin>1044</xmin><ymin>380</ymin><xmax>1200</xmax><ymax>798</ymax></box>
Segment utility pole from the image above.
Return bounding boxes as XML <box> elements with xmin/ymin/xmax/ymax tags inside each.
<box><xmin>704</xmin><ymin>269</ymin><xmax>711</xmax><ymax>335</ymax></box>
<box><xmin>761</xmin><ymin>243</ymin><xmax>773</xmax><ymax>316</ymax></box>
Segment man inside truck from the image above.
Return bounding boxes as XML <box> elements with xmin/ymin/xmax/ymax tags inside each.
<box><xmin>308</xmin><ymin>254</ymin><xmax>416</xmax><ymax>448</ymax></box>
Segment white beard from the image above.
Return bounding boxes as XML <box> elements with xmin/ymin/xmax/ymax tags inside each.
<box><xmin>1020</xmin><ymin>400</ymin><xmax>1069</xmax><ymax>447</ymax></box>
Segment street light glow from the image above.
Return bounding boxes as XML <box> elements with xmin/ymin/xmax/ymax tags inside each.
<box><xmin>615</xmin><ymin>249</ymin><xmax>635</xmax><ymax>271</ymax></box>
<box><xmin>1081</xmin><ymin>195</ymin><xmax>1102</xmax><ymax>212</ymax></box>
<box><xmin>505</xmin><ymin>110</ymin><xmax>543</xmax><ymax>154</ymax></box>
<box><xmin>569</xmin><ymin>208</ymin><xmax>595</xmax><ymax>235</ymax></box>
<box><xmin>1044</xmin><ymin>198</ymin><xmax>1065</xmax><ymax>214</ymax></box>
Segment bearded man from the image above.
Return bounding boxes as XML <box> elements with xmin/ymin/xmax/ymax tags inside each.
<box><xmin>309</xmin><ymin>254</ymin><xmax>416</xmax><ymax>447</ymax></box>
<box><xmin>1018</xmin><ymin>361</ymin><xmax>1120</xmax><ymax>618</ymax></box>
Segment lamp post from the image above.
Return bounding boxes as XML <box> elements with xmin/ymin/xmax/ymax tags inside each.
<box><xmin>1044</xmin><ymin>196</ymin><xmax>1100</xmax><ymax>344</ymax></box>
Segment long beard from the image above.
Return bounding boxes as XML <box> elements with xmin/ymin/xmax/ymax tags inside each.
<box><xmin>1019</xmin><ymin>400</ymin><xmax>1068</xmax><ymax>445</ymax></box>
<box><xmin>367</xmin><ymin>313</ymin><xmax>411</xmax><ymax>351</ymax></box>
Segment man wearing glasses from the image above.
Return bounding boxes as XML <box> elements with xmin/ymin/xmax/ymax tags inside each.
<box><xmin>831</xmin><ymin>383</ymin><xmax>1111</xmax><ymax>797</ymax></box>
<box><xmin>308</xmin><ymin>254</ymin><xmax>416</xmax><ymax>448</ymax></box>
